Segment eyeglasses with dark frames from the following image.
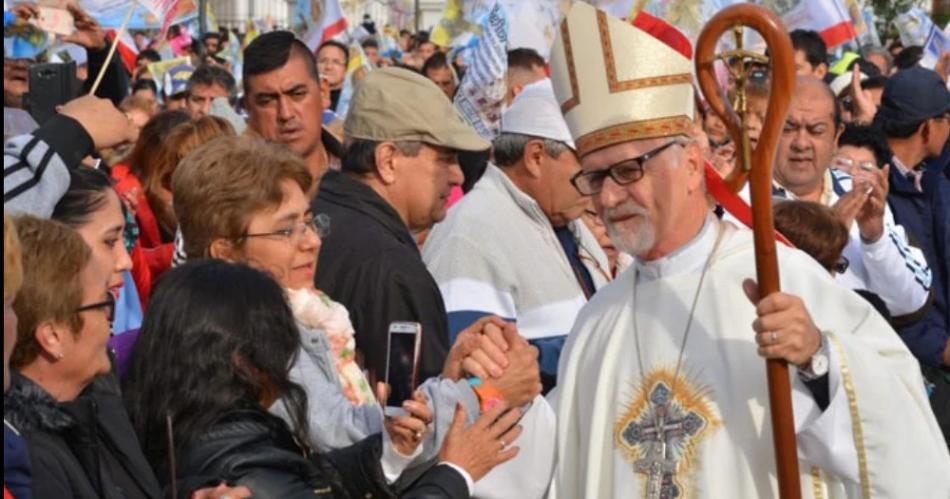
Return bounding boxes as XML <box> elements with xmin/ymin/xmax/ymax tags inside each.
<box><xmin>75</xmin><ymin>292</ymin><xmax>116</xmax><ymax>323</ymax></box>
<box><xmin>570</xmin><ymin>140</ymin><xmax>684</xmax><ymax>196</ymax></box>
<box><xmin>241</xmin><ymin>214</ymin><xmax>330</xmax><ymax>242</ymax></box>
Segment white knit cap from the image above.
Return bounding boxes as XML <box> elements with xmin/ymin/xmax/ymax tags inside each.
<box><xmin>500</xmin><ymin>78</ymin><xmax>576</xmax><ymax>150</ymax></box>
<box><xmin>830</xmin><ymin>71</ymin><xmax>868</xmax><ymax>97</ymax></box>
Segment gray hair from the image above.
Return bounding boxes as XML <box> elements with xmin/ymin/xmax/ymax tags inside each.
<box><xmin>492</xmin><ymin>133</ymin><xmax>571</xmax><ymax>167</ymax></box>
<box><xmin>860</xmin><ymin>46</ymin><xmax>893</xmax><ymax>73</ymax></box>
<box><xmin>341</xmin><ymin>139</ymin><xmax>423</xmax><ymax>174</ymax></box>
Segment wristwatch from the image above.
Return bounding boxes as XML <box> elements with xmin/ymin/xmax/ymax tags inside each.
<box><xmin>797</xmin><ymin>332</ymin><xmax>830</xmax><ymax>382</ymax></box>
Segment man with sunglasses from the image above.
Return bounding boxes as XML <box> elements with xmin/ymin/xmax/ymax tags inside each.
<box><xmin>546</xmin><ymin>4</ymin><xmax>950</xmax><ymax>498</ymax></box>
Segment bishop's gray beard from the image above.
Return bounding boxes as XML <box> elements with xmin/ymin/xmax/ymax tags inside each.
<box><xmin>604</xmin><ymin>202</ymin><xmax>655</xmax><ymax>257</ymax></box>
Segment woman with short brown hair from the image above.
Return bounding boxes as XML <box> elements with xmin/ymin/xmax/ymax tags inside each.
<box><xmin>3</xmin><ymin>216</ymin><xmax>161</xmax><ymax>499</ymax></box>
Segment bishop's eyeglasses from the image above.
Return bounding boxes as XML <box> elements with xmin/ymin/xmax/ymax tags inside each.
<box><xmin>570</xmin><ymin>140</ymin><xmax>684</xmax><ymax>196</ymax></box>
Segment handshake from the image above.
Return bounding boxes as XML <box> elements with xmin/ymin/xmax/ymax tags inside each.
<box><xmin>383</xmin><ymin>317</ymin><xmax>542</xmax><ymax>483</ymax></box>
<box><xmin>443</xmin><ymin>316</ymin><xmax>543</xmax><ymax>408</ymax></box>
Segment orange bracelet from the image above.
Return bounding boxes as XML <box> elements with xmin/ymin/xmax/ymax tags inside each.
<box><xmin>467</xmin><ymin>377</ymin><xmax>504</xmax><ymax>412</ymax></box>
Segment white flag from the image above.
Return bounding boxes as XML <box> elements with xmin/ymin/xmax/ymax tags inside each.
<box><xmin>453</xmin><ymin>0</ymin><xmax>508</xmax><ymax>140</ymax></box>
<box><xmin>763</xmin><ymin>0</ymin><xmax>856</xmax><ymax>48</ymax></box>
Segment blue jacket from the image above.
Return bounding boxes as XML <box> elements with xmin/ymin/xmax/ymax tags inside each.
<box><xmin>4</xmin><ymin>420</ymin><xmax>31</xmax><ymax>499</ymax></box>
<box><xmin>886</xmin><ymin>152</ymin><xmax>950</xmax><ymax>368</ymax></box>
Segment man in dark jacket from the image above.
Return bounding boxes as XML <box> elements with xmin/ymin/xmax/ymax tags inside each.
<box><xmin>313</xmin><ymin>67</ymin><xmax>490</xmax><ymax>381</ymax></box>
<box><xmin>874</xmin><ymin>66</ymin><xmax>950</xmax><ymax>444</ymax></box>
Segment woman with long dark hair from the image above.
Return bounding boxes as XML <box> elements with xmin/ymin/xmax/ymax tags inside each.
<box><xmin>52</xmin><ymin>167</ymin><xmax>143</xmax><ymax>377</ymax></box>
<box><xmin>125</xmin><ymin>260</ymin><xmax>522</xmax><ymax>498</ymax></box>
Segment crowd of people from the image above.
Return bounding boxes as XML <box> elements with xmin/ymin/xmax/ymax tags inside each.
<box><xmin>3</xmin><ymin>1</ymin><xmax>950</xmax><ymax>498</ymax></box>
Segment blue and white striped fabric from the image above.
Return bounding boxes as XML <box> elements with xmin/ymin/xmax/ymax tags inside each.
<box><xmin>762</xmin><ymin>168</ymin><xmax>933</xmax><ymax>318</ymax></box>
<box><xmin>423</xmin><ymin>165</ymin><xmax>610</xmax><ymax>377</ymax></box>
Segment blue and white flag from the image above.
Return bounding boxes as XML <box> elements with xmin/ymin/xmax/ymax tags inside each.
<box><xmin>453</xmin><ymin>0</ymin><xmax>508</xmax><ymax>140</ymax></box>
<box><xmin>922</xmin><ymin>23</ymin><xmax>950</xmax><ymax>71</ymax></box>
<box><xmin>896</xmin><ymin>8</ymin><xmax>949</xmax><ymax>71</ymax></box>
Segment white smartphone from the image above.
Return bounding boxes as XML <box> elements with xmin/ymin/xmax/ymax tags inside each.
<box><xmin>384</xmin><ymin>321</ymin><xmax>423</xmax><ymax>413</ymax></box>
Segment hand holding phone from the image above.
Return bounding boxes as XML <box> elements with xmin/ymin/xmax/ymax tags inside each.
<box><xmin>385</xmin><ymin>321</ymin><xmax>422</xmax><ymax>414</ymax></box>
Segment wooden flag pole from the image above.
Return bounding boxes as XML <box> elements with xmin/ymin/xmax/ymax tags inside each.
<box><xmin>695</xmin><ymin>5</ymin><xmax>801</xmax><ymax>499</ymax></box>
<box><xmin>88</xmin><ymin>1</ymin><xmax>136</xmax><ymax>96</ymax></box>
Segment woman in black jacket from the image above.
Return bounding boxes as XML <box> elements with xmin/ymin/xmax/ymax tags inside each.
<box><xmin>3</xmin><ymin>216</ymin><xmax>162</xmax><ymax>499</ymax></box>
<box><xmin>124</xmin><ymin>260</ymin><xmax>522</xmax><ymax>498</ymax></box>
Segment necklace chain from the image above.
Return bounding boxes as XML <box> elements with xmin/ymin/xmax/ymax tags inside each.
<box><xmin>632</xmin><ymin>222</ymin><xmax>726</xmax><ymax>397</ymax></box>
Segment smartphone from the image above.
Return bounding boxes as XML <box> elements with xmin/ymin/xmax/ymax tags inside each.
<box><xmin>24</xmin><ymin>62</ymin><xmax>80</xmax><ymax>125</ymax></box>
<box><xmin>385</xmin><ymin>321</ymin><xmax>422</xmax><ymax>412</ymax></box>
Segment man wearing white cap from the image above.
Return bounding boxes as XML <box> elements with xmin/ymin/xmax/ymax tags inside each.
<box><xmin>424</xmin><ymin>79</ymin><xmax>609</xmax><ymax>391</ymax></box>
<box><xmin>547</xmin><ymin>4</ymin><xmax>950</xmax><ymax>498</ymax></box>
<box><xmin>423</xmin><ymin>79</ymin><xmax>592</xmax><ymax>499</ymax></box>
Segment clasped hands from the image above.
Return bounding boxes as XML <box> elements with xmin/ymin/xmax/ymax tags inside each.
<box><xmin>383</xmin><ymin>316</ymin><xmax>540</xmax><ymax>458</ymax></box>
<box><xmin>443</xmin><ymin>316</ymin><xmax>543</xmax><ymax>406</ymax></box>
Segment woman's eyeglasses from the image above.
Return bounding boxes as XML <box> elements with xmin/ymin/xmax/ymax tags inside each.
<box><xmin>75</xmin><ymin>292</ymin><xmax>116</xmax><ymax>323</ymax></box>
<box><xmin>241</xmin><ymin>214</ymin><xmax>331</xmax><ymax>243</ymax></box>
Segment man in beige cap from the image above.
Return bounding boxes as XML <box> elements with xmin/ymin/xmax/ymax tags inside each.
<box><xmin>547</xmin><ymin>4</ymin><xmax>949</xmax><ymax>498</ymax></box>
<box><xmin>313</xmin><ymin>67</ymin><xmax>540</xmax><ymax>393</ymax></box>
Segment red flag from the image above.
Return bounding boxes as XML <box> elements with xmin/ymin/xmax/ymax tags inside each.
<box><xmin>781</xmin><ymin>0</ymin><xmax>856</xmax><ymax>48</ymax></box>
<box><xmin>631</xmin><ymin>10</ymin><xmax>693</xmax><ymax>60</ymax></box>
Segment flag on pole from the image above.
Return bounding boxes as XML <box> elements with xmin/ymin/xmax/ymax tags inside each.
<box><xmin>896</xmin><ymin>9</ymin><xmax>950</xmax><ymax>71</ymax></box>
<box><xmin>764</xmin><ymin>0</ymin><xmax>856</xmax><ymax>48</ymax></box>
<box><xmin>505</xmin><ymin>0</ymin><xmax>560</xmax><ymax>60</ymax></box>
<box><xmin>299</xmin><ymin>0</ymin><xmax>348</xmax><ymax>52</ymax></box>
<box><xmin>105</xmin><ymin>28</ymin><xmax>138</xmax><ymax>73</ymax></box>
<box><xmin>83</xmin><ymin>0</ymin><xmax>198</xmax><ymax>33</ymax></box>
<box><xmin>137</xmin><ymin>0</ymin><xmax>181</xmax><ymax>39</ymax></box>
<box><xmin>453</xmin><ymin>0</ymin><xmax>508</xmax><ymax>140</ymax></box>
<box><xmin>431</xmin><ymin>0</ymin><xmax>483</xmax><ymax>48</ymax></box>
<box><xmin>632</xmin><ymin>0</ymin><xmax>738</xmax><ymax>44</ymax></box>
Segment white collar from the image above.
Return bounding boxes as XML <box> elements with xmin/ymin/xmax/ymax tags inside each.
<box><xmin>890</xmin><ymin>154</ymin><xmax>914</xmax><ymax>177</ymax></box>
<box><xmin>635</xmin><ymin>214</ymin><xmax>719</xmax><ymax>283</ymax></box>
<box><xmin>484</xmin><ymin>163</ymin><xmax>551</xmax><ymax>225</ymax></box>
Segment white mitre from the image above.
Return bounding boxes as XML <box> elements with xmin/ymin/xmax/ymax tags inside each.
<box><xmin>549</xmin><ymin>2</ymin><xmax>696</xmax><ymax>158</ymax></box>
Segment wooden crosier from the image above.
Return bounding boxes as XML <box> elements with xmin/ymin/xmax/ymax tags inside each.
<box><xmin>695</xmin><ymin>5</ymin><xmax>800</xmax><ymax>499</ymax></box>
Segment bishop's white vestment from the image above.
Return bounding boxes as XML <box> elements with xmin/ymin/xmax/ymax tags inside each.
<box><xmin>549</xmin><ymin>216</ymin><xmax>950</xmax><ymax>498</ymax></box>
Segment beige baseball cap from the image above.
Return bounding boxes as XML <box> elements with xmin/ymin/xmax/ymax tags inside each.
<box><xmin>343</xmin><ymin>67</ymin><xmax>490</xmax><ymax>152</ymax></box>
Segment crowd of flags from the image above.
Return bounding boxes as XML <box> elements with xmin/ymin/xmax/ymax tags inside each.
<box><xmin>4</xmin><ymin>0</ymin><xmax>948</xmax><ymax>140</ymax></box>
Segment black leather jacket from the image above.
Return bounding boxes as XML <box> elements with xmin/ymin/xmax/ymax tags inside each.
<box><xmin>176</xmin><ymin>404</ymin><xmax>469</xmax><ymax>499</ymax></box>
